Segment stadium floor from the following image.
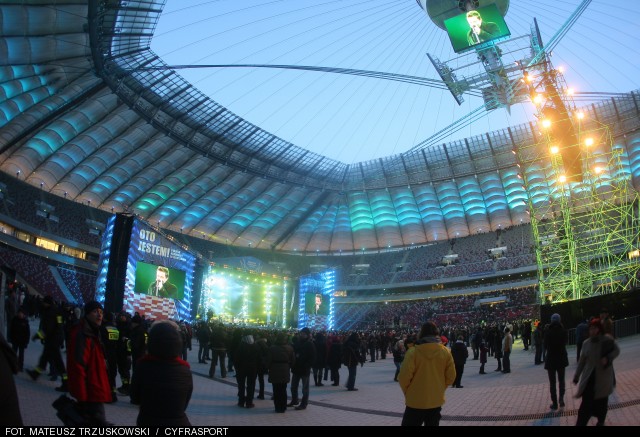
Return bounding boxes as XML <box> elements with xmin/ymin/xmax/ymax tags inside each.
<box><xmin>14</xmin><ymin>328</ymin><xmax>640</xmax><ymax>427</ymax></box>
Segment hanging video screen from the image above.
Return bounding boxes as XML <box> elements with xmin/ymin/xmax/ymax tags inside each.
<box><xmin>444</xmin><ymin>4</ymin><xmax>510</xmax><ymax>53</ymax></box>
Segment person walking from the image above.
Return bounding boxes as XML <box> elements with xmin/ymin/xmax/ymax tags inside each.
<box><xmin>478</xmin><ymin>339</ymin><xmax>488</xmax><ymax>374</ymax></box>
<box><xmin>573</xmin><ymin>317</ymin><xmax>619</xmax><ymax>426</ymax></box>
<box><xmin>398</xmin><ymin>321</ymin><xmax>456</xmax><ymax>426</ymax></box>
<box><xmin>544</xmin><ymin>313</ymin><xmax>569</xmax><ymax>410</ymax></box>
<box><xmin>66</xmin><ymin>301</ymin><xmax>111</xmax><ymax>425</ymax></box>
<box><xmin>450</xmin><ymin>335</ymin><xmax>468</xmax><ymax>388</ymax></box>
<box><xmin>27</xmin><ymin>296</ymin><xmax>68</xmax><ymax>391</ymax></box>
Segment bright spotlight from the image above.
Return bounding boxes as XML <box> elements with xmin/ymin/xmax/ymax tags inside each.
<box><xmin>594</xmin><ymin>166</ymin><xmax>604</xmax><ymax>174</ymax></box>
<box><xmin>542</xmin><ymin>119</ymin><xmax>552</xmax><ymax>129</ymax></box>
<box><xmin>558</xmin><ymin>175</ymin><xmax>567</xmax><ymax>183</ymax></box>
<box><xmin>550</xmin><ymin>146</ymin><xmax>560</xmax><ymax>154</ymax></box>
<box><xmin>576</xmin><ymin>112</ymin><xmax>585</xmax><ymax>120</ymax></box>
<box><xmin>585</xmin><ymin>138</ymin><xmax>594</xmax><ymax>147</ymax></box>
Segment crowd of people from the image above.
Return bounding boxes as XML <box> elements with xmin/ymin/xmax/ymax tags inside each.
<box><xmin>2</xmin><ymin>282</ymin><xmax>622</xmax><ymax>426</ymax></box>
<box><xmin>335</xmin><ymin>285</ymin><xmax>539</xmax><ymax>331</ymax></box>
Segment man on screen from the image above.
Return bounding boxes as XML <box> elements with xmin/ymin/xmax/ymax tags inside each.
<box><xmin>314</xmin><ymin>294</ymin><xmax>323</xmax><ymax>315</ymax></box>
<box><xmin>148</xmin><ymin>266</ymin><xmax>179</xmax><ymax>299</ymax></box>
<box><xmin>466</xmin><ymin>10</ymin><xmax>499</xmax><ymax>46</ymax></box>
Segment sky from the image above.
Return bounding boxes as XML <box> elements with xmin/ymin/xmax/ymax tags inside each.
<box><xmin>151</xmin><ymin>0</ymin><xmax>640</xmax><ymax>164</ymax></box>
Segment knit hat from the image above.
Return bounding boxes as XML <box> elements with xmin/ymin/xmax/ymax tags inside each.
<box><xmin>84</xmin><ymin>300</ymin><xmax>103</xmax><ymax>315</ymax></box>
<box><xmin>419</xmin><ymin>321</ymin><xmax>439</xmax><ymax>337</ymax></box>
<box><xmin>589</xmin><ymin>317</ymin><xmax>603</xmax><ymax>331</ymax></box>
<box><xmin>147</xmin><ymin>320</ymin><xmax>183</xmax><ymax>358</ymax></box>
<box><xmin>275</xmin><ymin>332</ymin><xmax>288</xmax><ymax>345</ymax></box>
<box><xmin>551</xmin><ymin>313</ymin><xmax>561</xmax><ymax>323</ymax></box>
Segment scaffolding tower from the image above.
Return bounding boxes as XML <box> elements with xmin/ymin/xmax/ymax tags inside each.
<box><xmin>516</xmin><ymin>67</ymin><xmax>640</xmax><ymax>304</ymax></box>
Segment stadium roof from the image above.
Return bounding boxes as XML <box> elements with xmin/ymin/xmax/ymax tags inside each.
<box><xmin>0</xmin><ymin>0</ymin><xmax>639</xmax><ymax>254</ymax></box>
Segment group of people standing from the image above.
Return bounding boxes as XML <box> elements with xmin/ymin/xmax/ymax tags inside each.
<box><xmin>224</xmin><ymin>326</ymin><xmax>364</xmax><ymax>413</ymax></box>
<box><xmin>5</xmin><ymin>297</ymin><xmax>622</xmax><ymax>427</ymax></box>
<box><xmin>5</xmin><ymin>295</ymin><xmax>195</xmax><ymax>426</ymax></box>
<box><xmin>395</xmin><ymin>309</ymin><xmax>620</xmax><ymax>427</ymax></box>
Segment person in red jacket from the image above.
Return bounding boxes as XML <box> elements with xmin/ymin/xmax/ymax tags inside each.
<box><xmin>67</xmin><ymin>301</ymin><xmax>111</xmax><ymax>425</ymax></box>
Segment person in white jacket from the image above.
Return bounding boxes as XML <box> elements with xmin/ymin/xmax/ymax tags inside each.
<box><xmin>573</xmin><ymin>318</ymin><xmax>620</xmax><ymax>426</ymax></box>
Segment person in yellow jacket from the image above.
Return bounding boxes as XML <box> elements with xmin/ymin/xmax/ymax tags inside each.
<box><xmin>398</xmin><ymin>321</ymin><xmax>456</xmax><ymax>426</ymax></box>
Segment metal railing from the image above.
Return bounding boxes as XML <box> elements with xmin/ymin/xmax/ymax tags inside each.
<box><xmin>567</xmin><ymin>315</ymin><xmax>639</xmax><ymax>345</ymax></box>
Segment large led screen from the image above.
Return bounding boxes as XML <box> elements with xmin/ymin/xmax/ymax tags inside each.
<box><xmin>200</xmin><ymin>264</ymin><xmax>287</xmax><ymax>327</ymax></box>
<box><xmin>444</xmin><ymin>4</ymin><xmax>510</xmax><ymax>53</ymax></box>
<box><xmin>298</xmin><ymin>270</ymin><xmax>336</xmax><ymax>330</ymax></box>
<box><xmin>134</xmin><ymin>261</ymin><xmax>186</xmax><ymax>300</ymax></box>
<box><xmin>96</xmin><ymin>215</ymin><xmax>196</xmax><ymax>321</ymax></box>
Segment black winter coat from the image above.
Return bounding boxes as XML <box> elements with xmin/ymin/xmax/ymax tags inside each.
<box><xmin>451</xmin><ymin>340</ymin><xmax>469</xmax><ymax>365</ymax></box>
<box><xmin>267</xmin><ymin>343</ymin><xmax>295</xmax><ymax>384</ymax></box>
<box><xmin>292</xmin><ymin>338</ymin><xmax>316</xmax><ymax>375</ymax></box>
<box><xmin>0</xmin><ymin>332</ymin><xmax>23</xmax><ymax>425</ymax></box>
<box><xmin>10</xmin><ymin>316</ymin><xmax>30</xmax><ymax>348</ymax></box>
<box><xmin>130</xmin><ymin>356</ymin><xmax>193</xmax><ymax>426</ymax></box>
<box><xmin>544</xmin><ymin>322</ymin><xmax>569</xmax><ymax>370</ymax></box>
<box><xmin>234</xmin><ymin>341</ymin><xmax>260</xmax><ymax>374</ymax></box>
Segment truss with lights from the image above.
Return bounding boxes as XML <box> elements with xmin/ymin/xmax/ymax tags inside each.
<box><xmin>515</xmin><ymin>67</ymin><xmax>640</xmax><ymax>304</ymax></box>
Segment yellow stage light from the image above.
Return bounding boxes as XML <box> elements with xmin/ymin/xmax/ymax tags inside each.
<box><xmin>576</xmin><ymin>112</ymin><xmax>585</xmax><ymax>120</ymax></box>
<box><xmin>542</xmin><ymin>119</ymin><xmax>552</xmax><ymax>129</ymax></box>
<box><xmin>585</xmin><ymin>138</ymin><xmax>594</xmax><ymax>147</ymax></box>
<box><xmin>558</xmin><ymin>175</ymin><xmax>567</xmax><ymax>183</ymax></box>
<box><xmin>550</xmin><ymin>146</ymin><xmax>560</xmax><ymax>154</ymax></box>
